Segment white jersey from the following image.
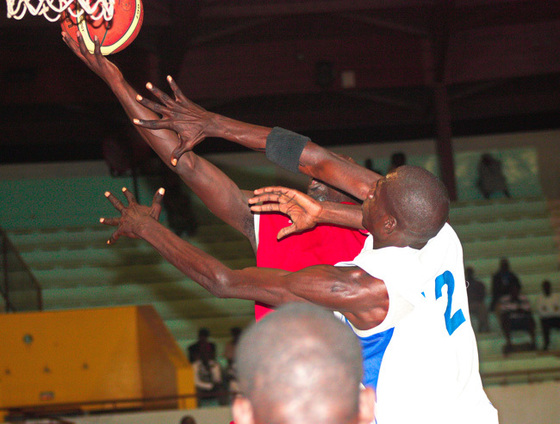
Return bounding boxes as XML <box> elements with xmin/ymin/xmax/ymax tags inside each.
<box><xmin>336</xmin><ymin>223</ymin><xmax>498</xmax><ymax>424</ymax></box>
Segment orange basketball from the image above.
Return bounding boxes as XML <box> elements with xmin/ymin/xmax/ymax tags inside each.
<box><xmin>60</xmin><ymin>0</ymin><xmax>143</xmax><ymax>55</ymax></box>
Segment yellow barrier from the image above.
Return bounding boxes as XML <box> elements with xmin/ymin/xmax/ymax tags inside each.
<box><xmin>0</xmin><ymin>305</ymin><xmax>196</xmax><ymax>419</ymax></box>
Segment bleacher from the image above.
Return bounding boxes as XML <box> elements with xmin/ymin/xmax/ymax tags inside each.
<box><xmin>0</xmin><ymin>163</ymin><xmax>265</xmax><ymax>362</ymax></box>
<box><xmin>452</xmin><ymin>196</ymin><xmax>560</xmax><ymax>384</ymax></box>
<box><xmin>2</xmin><ymin>155</ymin><xmax>560</xmax><ymax>388</ymax></box>
<box><xmin>5</xmin><ymin>218</ymin><xmax>256</xmax><ymax>358</ymax></box>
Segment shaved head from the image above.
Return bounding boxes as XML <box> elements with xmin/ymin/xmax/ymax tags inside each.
<box><xmin>235</xmin><ymin>303</ymin><xmax>364</xmax><ymax>424</ymax></box>
<box><xmin>385</xmin><ymin>165</ymin><xmax>449</xmax><ymax>244</ymax></box>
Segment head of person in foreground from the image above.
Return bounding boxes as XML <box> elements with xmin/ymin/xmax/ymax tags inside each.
<box><xmin>232</xmin><ymin>303</ymin><xmax>375</xmax><ymax>424</ymax></box>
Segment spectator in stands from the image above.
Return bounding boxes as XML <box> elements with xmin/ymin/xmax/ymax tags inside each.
<box><xmin>497</xmin><ymin>284</ymin><xmax>536</xmax><ymax>354</ymax></box>
<box><xmin>232</xmin><ymin>303</ymin><xmax>374</xmax><ymax>424</ymax></box>
<box><xmin>466</xmin><ymin>267</ymin><xmax>490</xmax><ymax>333</ymax></box>
<box><xmin>536</xmin><ymin>280</ymin><xmax>560</xmax><ymax>351</ymax></box>
<box><xmin>476</xmin><ymin>153</ymin><xmax>511</xmax><ymax>199</ymax></box>
<box><xmin>192</xmin><ymin>344</ymin><xmax>228</xmax><ymax>406</ymax></box>
<box><xmin>188</xmin><ymin>328</ymin><xmax>216</xmax><ymax>363</ymax></box>
<box><xmin>490</xmin><ymin>258</ymin><xmax>521</xmax><ymax>312</ymax></box>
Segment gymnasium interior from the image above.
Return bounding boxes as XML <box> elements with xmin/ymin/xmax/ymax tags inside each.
<box><xmin>1</xmin><ymin>1</ymin><xmax>560</xmax><ymax>423</ymax></box>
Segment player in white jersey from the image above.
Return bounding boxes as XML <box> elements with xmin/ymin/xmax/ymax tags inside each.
<box><xmin>336</xmin><ymin>223</ymin><xmax>497</xmax><ymax>423</ymax></box>
<box><xmin>101</xmin><ymin>78</ymin><xmax>499</xmax><ymax>423</ymax></box>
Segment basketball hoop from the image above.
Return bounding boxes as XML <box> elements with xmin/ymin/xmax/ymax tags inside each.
<box><xmin>6</xmin><ymin>0</ymin><xmax>114</xmax><ymax>22</ymax></box>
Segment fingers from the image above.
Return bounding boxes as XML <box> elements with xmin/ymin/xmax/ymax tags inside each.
<box><xmin>252</xmin><ymin>186</ymin><xmax>293</xmax><ymax>197</ymax></box>
<box><xmin>136</xmin><ymin>94</ymin><xmax>168</xmax><ymax>115</ymax></box>
<box><xmin>93</xmin><ymin>35</ymin><xmax>103</xmax><ymax>59</ymax></box>
<box><xmin>150</xmin><ymin>188</ymin><xmax>164</xmax><ymax>220</ymax></box>
<box><xmin>75</xmin><ymin>31</ymin><xmax>90</xmax><ymax>57</ymax></box>
<box><xmin>99</xmin><ymin>217</ymin><xmax>121</xmax><ymax>245</ymax></box>
<box><xmin>104</xmin><ymin>190</ymin><xmax>125</xmax><ymax>212</ymax></box>
<box><xmin>133</xmin><ymin>117</ymin><xmax>171</xmax><ymax>130</ymax></box>
<box><xmin>99</xmin><ymin>217</ymin><xmax>119</xmax><ymax>226</ymax></box>
<box><xmin>249</xmin><ymin>187</ymin><xmax>295</xmax><ymax>205</ymax></box>
<box><xmin>249</xmin><ymin>192</ymin><xmax>282</xmax><ymax>205</ymax></box>
<box><xmin>107</xmin><ymin>232</ymin><xmax>120</xmax><ymax>245</ymax></box>
<box><xmin>250</xmin><ymin>202</ymin><xmax>283</xmax><ymax>213</ymax></box>
<box><xmin>121</xmin><ymin>186</ymin><xmax>137</xmax><ymax>205</ymax></box>
<box><xmin>166</xmin><ymin>75</ymin><xmax>187</xmax><ymax>103</ymax></box>
<box><xmin>171</xmin><ymin>137</ymin><xmax>196</xmax><ymax>166</ymax></box>
<box><xmin>61</xmin><ymin>31</ymin><xmax>77</xmax><ymax>50</ymax></box>
<box><xmin>145</xmin><ymin>82</ymin><xmax>174</xmax><ymax>106</ymax></box>
<box><xmin>277</xmin><ymin>225</ymin><xmax>296</xmax><ymax>240</ymax></box>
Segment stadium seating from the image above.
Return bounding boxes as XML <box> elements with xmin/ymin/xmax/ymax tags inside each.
<box><xmin>3</xmin><ymin>162</ymin><xmax>560</xmax><ymax>386</ymax></box>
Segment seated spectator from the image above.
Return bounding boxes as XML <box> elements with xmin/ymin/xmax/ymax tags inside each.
<box><xmin>192</xmin><ymin>346</ymin><xmax>228</xmax><ymax>406</ymax></box>
<box><xmin>490</xmin><ymin>258</ymin><xmax>521</xmax><ymax>312</ymax></box>
<box><xmin>476</xmin><ymin>153</ymin><xmax>511</xmax><ymax>199</ymax></box>
<box><xmin>497</xmin><ymin>284</ymin><xmax>536</xmax><ymax>354</ymax></box>
<box><xmin>188</xmin><ymin>327</ymin><xmax>216</xmax><ymax>363</ymax></box>
<box><xmin>466</xmin><ymin>267</ymin><xmax>490</xmax><ymax>333</ymax></box>
<box><xmin>536</xmin><ymin>280</ymin><xmax>560</xmax><ymax>351</ymax></box>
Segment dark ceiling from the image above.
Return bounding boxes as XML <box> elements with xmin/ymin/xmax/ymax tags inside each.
<box><xmin>1</xmin><ymin>0</ymin><xmax>560</xmax><ymax>165</ymax></box>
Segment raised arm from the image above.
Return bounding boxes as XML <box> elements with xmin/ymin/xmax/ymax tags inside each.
<box><xmin>134</xmin><ymin>78</ymin><xmax>381</xmax><ymax>200</ymax></box>
<box><xmin>102</xmin><ymin>188</ymin><xmax>388</xmax><ymax>330</ymax></box>
<box><xmin>62</xmin><ymin>32</ymin><xmax>256</xmax><ymax>247</ymax></box>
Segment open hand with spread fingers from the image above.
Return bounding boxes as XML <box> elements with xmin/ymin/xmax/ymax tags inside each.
<box><xmin>249</xmin><ymin>186</ymin><xmax>322</xmax><ymax>240</ymax></box>
<box><xmin>100</xmin><ymin>187</ymin><xmax>164</xmax><ymax>244</ymax></box>
<box><xmin>133</xmin><ymin>76</ymin><xmax>215</xmax><ymax>166</ymax></box>
<box><xmin>62</xmin><ymin>31</ymin><xmax>122</xmax><ymax>86</ymax></box>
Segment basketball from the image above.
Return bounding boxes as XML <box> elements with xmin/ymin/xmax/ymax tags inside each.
<box><xmin>60</xmin><ymin>0</ymin><xmax>144</xmax><ymax>55</ymax></box>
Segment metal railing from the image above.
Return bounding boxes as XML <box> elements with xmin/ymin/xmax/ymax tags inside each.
<box><xmin>4</xmin><ymin>391</ymin><xmax>207</xmax><ymax>422</ymax></box>
<box><xmin>0</xmin><ymin>227</ymin><xmax>43</xmax><ymax>312</ymax></box>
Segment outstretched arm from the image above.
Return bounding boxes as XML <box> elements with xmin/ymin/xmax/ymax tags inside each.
<box><xmin>134</xmin><ymin>78</ymin><xmax>382</xmax><ymax>200</ymax></box>
<box><xmin>62</xmin><ymin>32</ymin><xmax>256</xmax><ymax>248</ymax></box>
<box><xmin>102</xmin><ymin>188</ymin><xmax>388</xmax><ymax>330</ymax></box>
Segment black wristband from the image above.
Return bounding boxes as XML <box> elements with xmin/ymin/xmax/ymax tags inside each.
<box><xmin>265</xmin><ymin>127</ymin><xmax>309</xmax><ymax>173</ymax></box>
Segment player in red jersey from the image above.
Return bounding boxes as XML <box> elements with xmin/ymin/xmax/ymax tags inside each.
<box><xmin>63</xmin><ymin>33</ymin><xmax>367</xmax><ymax>321</ymax></box>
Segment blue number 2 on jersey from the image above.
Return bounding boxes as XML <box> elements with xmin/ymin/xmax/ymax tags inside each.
<box><xmin>435</xmin><ymin>271</ymin><xmax>466</xmax><ymax>335</ymax></box>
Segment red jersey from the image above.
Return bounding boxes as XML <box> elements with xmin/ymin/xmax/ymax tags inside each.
<box><xmin>254</xmin><ymin>210</ymin><xmax>367</xmax><ymax>321</ymax></box>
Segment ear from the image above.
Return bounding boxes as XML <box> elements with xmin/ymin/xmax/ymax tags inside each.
<box><xmin>383</xmin><ymin>215</ymin><xmax>397</xmax><ymax>234</ymax></box>
<box><xmin>232</xmin><ymin>396</ymin><xmax>256</xmax><ymax>424</ymax></box>
<box><xmin>358</xmin><ymin>387</ymin><xmax>375</xmax><ymax>424</ymax></box>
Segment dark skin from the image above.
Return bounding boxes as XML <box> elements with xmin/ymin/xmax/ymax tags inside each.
<box><xmin>101</xmin><ymin>187</ymin><xmax>389</xmax><ymax>330</ymax></box>
<box><xmin>131</xmin><ymin>77</ymin><xmax>448</xmax><ymax>250</ymax></box>
<box><xmin>62</xmin><ymin>31</ymin><xmax>257</xmax><ymax>248</ymax></box>
<box><xmin>101</xmin><ymin>165</ymin><xmax>443</xmax><ymax>330</ymax></box>
<box><xmin>65</xmin><ymin>33</ymin><xmax>446</xmax><ymax>330</ymax></box>
<box><xmin>64</xmin><ymin>31</ymin><xmax>387</xmax><ymax>329</ymax></box>
<box><xmin>62</xmin><ymin>31</ymin><xmax>361</xmax><ymax>247</ymax></box>
<box><xmin>132</xmin><ymin>76</ymin><xmax>381</xmax><ymax>202</ymax></box>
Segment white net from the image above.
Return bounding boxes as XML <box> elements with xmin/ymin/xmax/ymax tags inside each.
<box><xmin>6</xmin><ymin>0</ymin><xmax>114</xmax><ymax>22</ymax></box>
